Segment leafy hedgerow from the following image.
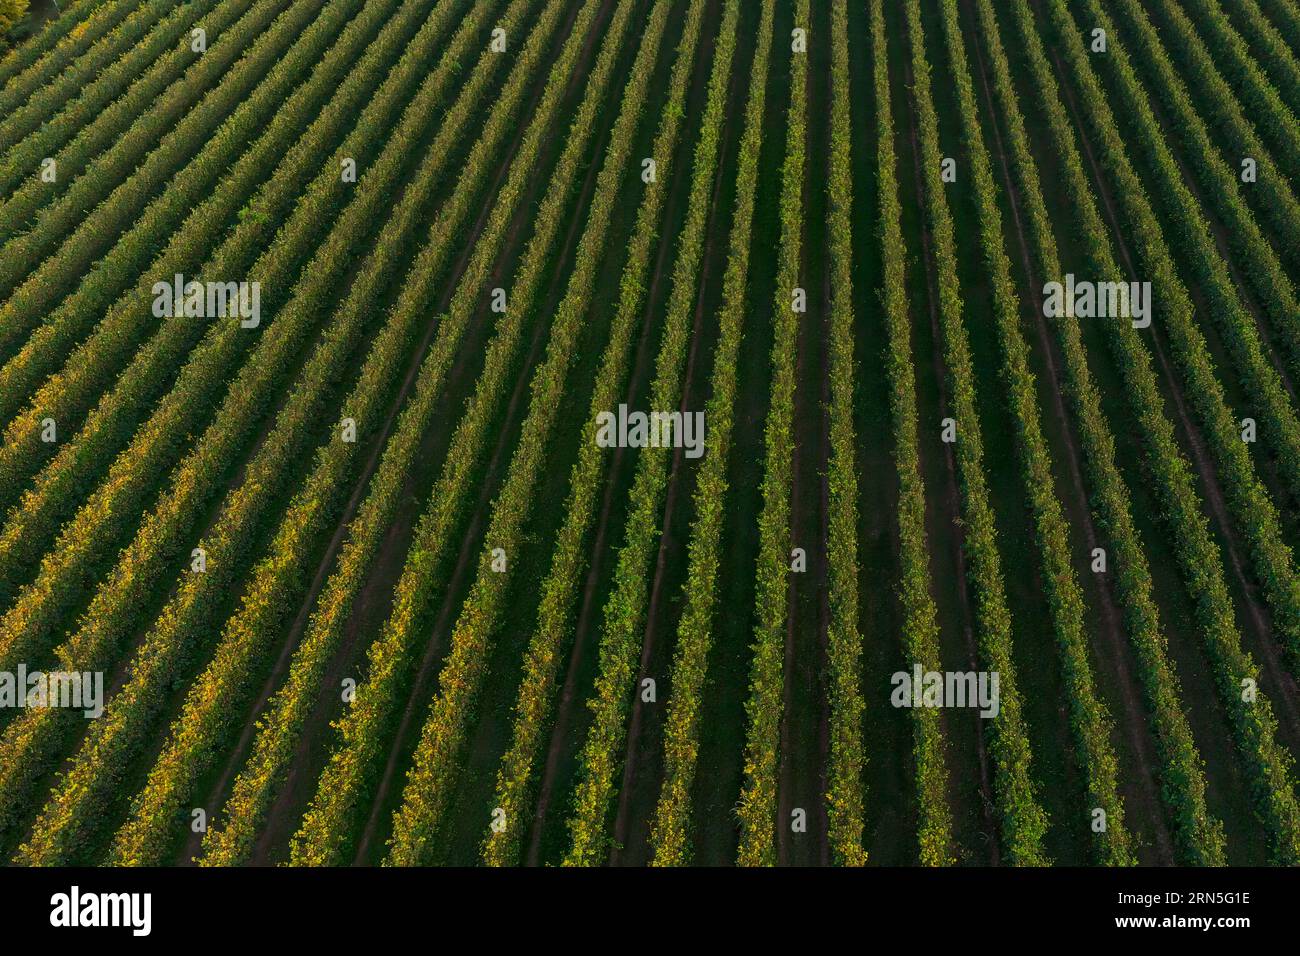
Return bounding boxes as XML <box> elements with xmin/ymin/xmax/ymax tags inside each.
<box><xmin>871</xmin><ymin>0</ymin><xmax>952</xmax><ymax>867</ymax></box>
<box><xmin>0</xmin><ymin>0</ymin><xmax>506</xmax><ymax>858</ymax></box>
<box><xmin>0</xmin><ymin>0</ymin><xmax>1294</xmax><ymax>876</ymax></box>
<box><xmin>0</xmin><ymin>0</ymin><xmax>157</xmax><ymax>118</ymax></box>
<box><xmin>1010</xmin><ymin>0</ymin><xmax>1300</xmax><ymax>863</ymax></box>
<box><xmin>0</xmin><ymin>0</ymin><xmax>95</xmax><ymax>86</ymax></box>
<box><xmin>1128</xmin><ymin>0</ymin><xmax>1300</xmax><ymax>356</ymax></box>
<box><xmin>485</xmin><ymin>0</ymin><xmax>734</xmax><ymax>869</ymax></box>
<box><xmin>199</xmin><ymin>0</ymin><xmax>620</xmax><ymax>868</ymax></box>
<box><xmin>287</xmin><ymin>0</ymin><xmax>650</xmax><ymax>867</ymax></box>
<box><xmin>0</xmin><ymin>0</ymin><xmax>429</xmax><ymax>674</ymax></box>
<box><xmin>0</xmin><ymin>0</ymin><xmax>303</xmax><ymax>307</ymax></box>
<box><xmin>732</xmin><ymin>0</ymin><xmax>807</xmax><ymax>870</ymax></box>
<box><xmin>0</xmin><ymin>0</ymin><xmax>255</xmax><ymax>232</ymax></box>
<box><xmin>648</xmin><ymin>0</ymin><xmax>775</xmax><ymax>868</ymax></box>
<box><xmin>822</xmin><ymin>0</ymin><xmax>866</xmax><ymax>868</ymax></box>
<box><xmin>906</xmin><ymin>0</ymin><xmax>1059</xmax><ymax>866</ymax></box>
<box><xmin>1176</xmin><ymin>0</ymin><xmax>1300</xmax><ymax>175</ymax></box>
<box><xmin>1051</xmin><ymin>0</ymin><xmax>1300</xmax><ymax>686</ymax></box>
<box><xmin>0</xmin><ymin>0</ymin><xmax>385</xmax><ymax>519</ymax></box>
<box><xmin>104</xmin><ymin>0</ymin><xmax>552</xmax><ymax>867</ymax></box>
<box><xmin>1078</xmin><ymin>0</ymin><xmax>1300</xmax><ymax>533</ymax></box>
<box><xmin>969</xmin><ymin>0</ymin><xmax>1225</xmax><ymax>867</ymax></box>
<box><xmin>1252</xmin><ymin>0</ymin><xmax>1300</xmax><ymax>78</ymax></box>
<box><xmin>389</xmin><ymin>0</ymin><xmax>703</xmax><ymax>867</ymax></box>
<box><xmin>0</xmin><ymin>0</ymin><xmax>227</xmax><ymax>160</ymax></box>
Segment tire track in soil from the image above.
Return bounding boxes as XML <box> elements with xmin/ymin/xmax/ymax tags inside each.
<box><xmin>898</xmin><ymin>17</ymin><xmax>1000</xmax><ymax>865</ymax></box>
<box><xmin>1032</xmin><ymin>0</ymin><xmax>1300</xmax><ymax>749</ymax></box>
<box><xmin>776</xmin><ymin>182</ymin><xmax>830</xmax><ymax>867</ymax></box>
<box><xmin>810</xmin><ymin>4</ymin><xmax>833</xmax><ymax>868</ymax></box>
<box><xmin>523</xmin><ymin>375</ymin><xmax>629</xmax><ymax>862</ymax></box>
<box><xmin>773</xmin><ymin>0</ymin><xmax>831</xmax><ymax>867</ymax></box>
<box><xmin>606</xmin><ymin>74</ymin><xmax>736</xmax><ymax>865</ymax></box>
<box><xmin>237</xmin><ymin>0</ymin><xmax>619</xmax><ymax>863</ymax></box>
<box><xmin>603</xmin><ymin>264</ymin><xmax>703</xmax><ymax>866</ymax></box>
<box><xmin>962</xmin><ymin>0</ymin><xmax>1176</xmax><ymax>863</ymax></box>
<box><xmin>522</xmin><ymin>348</ymin><xmax>644</xmax><ymax>863</ymax></box>
<box><xmin>522</xmin><ymin>67</ymin><xmax>684</xmax><ymax>857</ymax></box>
<box><xmin>349</xmin><ymin>106</ymin><xmax>614</xmax><ymax>866</ymax></box>
<box><xmin>179</xmin><ymin>2</ymin><xmax>554</xmax><ymax>864</ymax></box>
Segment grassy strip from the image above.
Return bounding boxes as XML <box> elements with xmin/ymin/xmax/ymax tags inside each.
<box><xmin>0</xmin><ymin>0</ymin><xmax>434</xmax><ymax>667</ymax></box>
<box><xmin>871</xmin><ymin>0</ymin><xmax>951</xmax><ymax>866</ymax></box>
<box><xmin>0</xmin><ymin>0</ymin><xmax>303</xmax><ymax>307</ymax></box>
<box><xmin>10</xmin><ymin>0</ymin><xmax>526</xmax><ymax>866</ymax></box>
<box><xmin>198</xmin><ymin>0</ymin><xmax>621</xmax><ymax>868</ymax></box>
<box><xmin>906</xmin><ymin>0</ymin><xmax>1059</xmax><ymax>866</ymax></box>
<box><xmin>0</xmin><ymin>0</ymin><xmax>497</xmax><ymax>847</ymax></box>
<box><xmin>822</xmin><ymin>0</ymin><xmax>865</xmax><ymax>866</ymax></box>
<box><xmin>1122</xmin><ymin>0</ymin><xmax>1300</xmax><ymax>380</ymax></box>
<box><xmin>645</xmin><ymin>0</ymin><xmax>775</xmax><ymax>867</ymax></box>
<box><xmin>285</xmin><ymin>0</ymin><xmax>643</xmax><ymax>867</ymax></box>
<box><xmin>969</xmin><ymin>0</ymin><xmax>1225</xmax><ymax>867</ymax></box>
<box><xmin>0</xmin><ymin>0</ymin><xmax>223</xmax><ymax>157</ymax></box>
<box><xmin>1009</xmin><ymin>0</ymin><xmax>1300</xmax><ymax>862</ymax></box>
<box><xmin>1057</xmin><ymin>0</ymin><xmax>1300</xmax><ymax>679</ymax></box>
<box><xmin>733</xmin><ymin>0</ymin><xmax>807</xmax><ymax>868</ymax></box>
<box><xmin>102</xmin><ymin>0</ymin><xmax>576</xmax><ymax>867</ymax></box>
<box><xmin>484</xmin><ymin>0</ymin><xmax>736</xmax><ymax>869</ymax></box>
<box><xmin>389</xmin><ymin>0</ymin><xmax>696</xmax><ymax>867</ymax></box>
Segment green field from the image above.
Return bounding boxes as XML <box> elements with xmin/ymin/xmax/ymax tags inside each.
<box><xmin>0</xmin><ymin>0</ymin><xmax>1299</xmax><ymax>867</ymax></box>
